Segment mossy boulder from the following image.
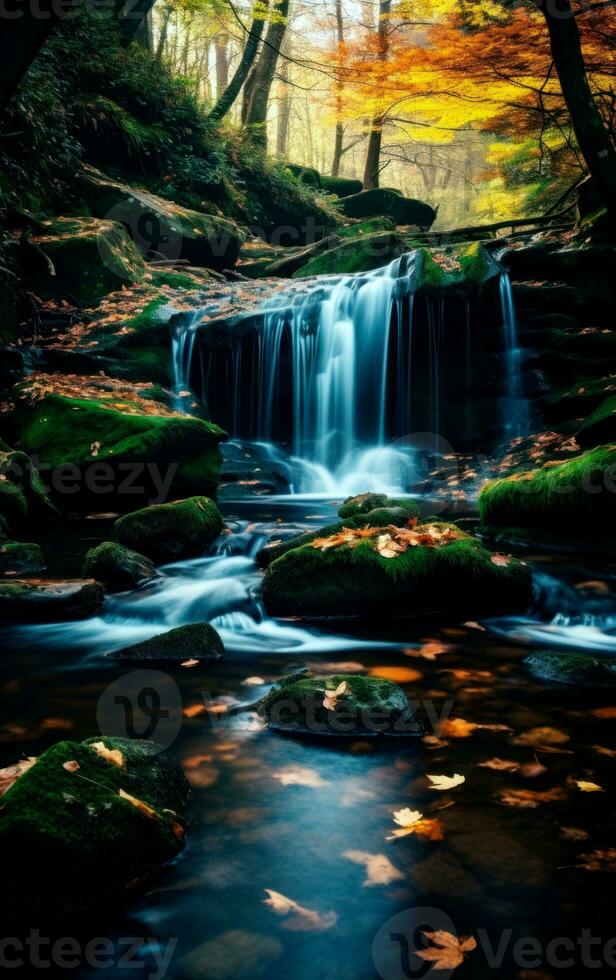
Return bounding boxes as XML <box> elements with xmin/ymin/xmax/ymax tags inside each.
<box><xmin>30</xmin><ymin>217</ymin><xmax>146</xmax><ymax>305</ymax></box>
<box><xmin>577</xmin><ymin>397</ymin><xmax>616</xmax><ymax>448</ymax></box>
<box><xmin>320</xmin><ymin>175</ymin><xmax>363</xmax><ymax>198</ymax></box>
<box><xmin>0</xmin><ymin>737</ymin><xmax>189</xmax><ymax>921</ymax></box>
<box><xmin>0</xmin><ymin>579</ymin><xmax>104</xmax><ymax>621</ymax></box>
<box><xmin>107</xmin><ymin>622</ymin><xmax>224</xmax><ymax>662</ymax></box>
<box><xmin>285</xmin><ymin>164</ymin><xmax>322</xmax><ymax>187</ymax></box>
<box><xmin>13</xmin><ymin>390</ymin><xmax>226</xmax><ymax>509</ymax></box>
<box><xmin>0</xmin><ymin>541</ymin><xmax>45</xmax><ymax>575</ymax></box>
<box><xmin>0</xmin><ymin>446</ymin><xmax>58</xmax><ymax>531</ymax></box>
<box><xmin>85</xmin><ymin>176</ymin><xmax>245</xmax><ymax>271</ymax></box>
<box><xmin>262</xmin><ymin>520</ymin><xmax>532</xmax><ymax>619</ymax></box>
<box><xmin>338</xmin><ymin>492</ymin><xmax>389</xmax><ymax>518</ymax></box>
<box><xmin>260</xmin><ymin>672</ymin><xmax>421</xmax><ymax>736</ymax></box>
<box><xmin>294</xmin><ymin>231</ymin><xmax>405</xmax><ymax>277</ymax></box>
<box><xmin>525</xmin><ymin>650</ymin><xmax>616</xmax><ymax>687</ymax></box>
<box><xmin>338</xmin><ymin>189</ymin><xmax>436</xmax><ymax>228</ymax></box>
<box><xmin>114</xmin><ymin>496</ymin><xmax>223</xmax><ymax>561</ymax></box>
<box><xmin>257</xmin><ymin>499</ymin><xmax>421</xmax><ymax>567</ymax></box>
<box><xmin>83</xmin><ymin>541</ymin><xmax>157</xmax><ymax>591</ymax></box>
<box><xmin>337</xmin><ymin>216</ymin><xmax>396</xmax><ymax>237</ymax></box>
<box><xmin>478</xmin><ymin>446</ymin><xmax>616</xmax><ymax>536</ymax></box>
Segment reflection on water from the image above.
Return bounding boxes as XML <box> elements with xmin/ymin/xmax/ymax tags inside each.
<box><xmin>1</xmin><ymin>501</ymin><xmax>616</xmax><ymax>978</ymax></box>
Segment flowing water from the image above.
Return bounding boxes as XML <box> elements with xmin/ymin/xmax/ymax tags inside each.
<box><xmin>2</xmin><ymin>257</ymin><xmax>616</xmax><ymax>978</ymax></box>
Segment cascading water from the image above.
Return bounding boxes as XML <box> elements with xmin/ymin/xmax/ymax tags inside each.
<box><xmin>174</xmin><ymin>250</ymin><xmax>530</xmax><ymax>496</ymax></box>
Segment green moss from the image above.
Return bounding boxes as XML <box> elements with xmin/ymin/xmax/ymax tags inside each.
<box><xmin>338</xmin><ymin>492</ymin><xmax>388</xmax><ymax>518</ymax></box>
<box><xmin>0</xmin><ymin>737</ymin><xmax>189</xmax><ymax>921</ymax></box>
<box><xmin>293</xmin><ymin>231</ymin><xmax>405</xmax><ymax>277</ymax></box>
<box><xmin>262</xmin><ymin>521</ymin><xmax>532</xmax><ymax>618</ymax></box>
<box><xmin>33</xmin><ymin>217</ymin><xmax>145</xmax><ymax>305</ymax></box>
<box><xmin>0</xmin><ymin>447</ymin><xmax>58</xmax><ymax>530</ymax></box>
<box><xmin>478</xmin><ymin>445</ymin><xmax>616</xmax><ymax>531</ymax></box>
<box><xmin>336</xmin><ymin>217</ymin><xmax>396</xmax><ymax>238</ymax></box>
<box><xmin>0</xmin><ymin>541</ymin><xmax>45</xmax><ymax>575</ymax></box>
<box><xmin>577</xmin><ymin>396</ymin><xmax>616</xmax><ymax>448</ymax></box>
<box><xmin>114</xmin><ymin>495</ymin><xmax>223</xmax><ymax>561</ymax></box>
<box><xmin>108</xmin><ymin>622</ymin><xmax>224</xmax><ymax>662</ymax></box>
<box><xmin>260</xmin><ymin>672</ymin><xmax>417</xmax><ymax>735</ymax></box>
<box><xmin>15</xmin><ymin>392</ymin><xmax>225</xmax><ymax>508</ymax></box>
<box><xmin>525</xmin><ymin>650</ymin><xmax>616</xmax><ymax>687</ymax></box>
<box><xmin>0</xmin><ymin>579</ymin><xmax>104</xmax><ymax>621</ymax></box>
<box><xmin>338</xmin><ymin>188</ymin><xmax>436</xmax><ymax>228</ymax></box>
<box><xmin>83</xmin><ymin>541</ymin><xmax>156</xmax><ymax>590</ymax></box>
<box><xmin>320</xmin><ymin>175</ymin><xmax>363</xmax><ymax>198</ymax></box>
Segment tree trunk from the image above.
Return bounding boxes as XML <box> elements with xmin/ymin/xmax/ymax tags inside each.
<box><xmin>155</xmin><ymin>4</ymin><xmax>173</xmax><ymax>62</ymax></box>
<box><xmin>276</xmin><ymin>42</ymin><xmax>291</xmax><ymax>156</ymax></box>
<box><xmin>117</xmin><ymin>0</ymin><xmax>157</xmax><ymax>45</ymax></box>
<box><xmin>331</xmin><ymin>0</ymin><xmax>345</xmax><ymax>176</ymax></box>
<box><xmin>0</xmin><ymin>2</ymin><xmax>78</xmax><ymax>113</ymax></box>
<box><xmin>209</xmin><ymin>0</ymin><xmax>270</xmax><ymax>121</ymax></box>
<box><xmin>541</xmin><ymin>0</ymin><xmax>616</xmax><ymax>219</ymax></box>
<box><xmin>215</xmin><ymin>38</ymin><xmax>230</xmax><ymax>99</ymax></box>
<box><xmin>244</xmin><ymin>0</ymin><xmax>291</xmax><ymax>147</ymax></box>
<box><xmin>362</xmin><ymin>0</ymin><xmax>391</xmax><ymax>189</ymax></box>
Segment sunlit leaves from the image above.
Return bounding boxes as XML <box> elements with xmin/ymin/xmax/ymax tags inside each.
<box><xmin>342</xmin><ymin>850</ymin><xmax>404</xmax><ymax>886</ymax></box>
<box><xmin>263</xmin><ymin>890</ymin><xmax>338</xmax><ymax>931</ymax></box>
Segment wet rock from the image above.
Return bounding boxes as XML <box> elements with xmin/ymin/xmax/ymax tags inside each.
<box><xmin>320</xmin><ymin>175</ymin><xmax>363</xmax><ymax>198</ymax></box>
<box><xmin>0</xmin><ymin>737</ymin><xmax>189</xmax><ymax>921</ymax></box>
<box><xmin>114</xmin><ymin>496</ymin><xmax>224</xmax><ymax>561</ymax></box>
<box><xmin>0</xmin><ymin>579</ymin><xmax>104</xmax><ymax>621</ymax></box>
<box><xmin>260</xmin><ymin>672</ymin><xmax>421</xmax><ymax>736</ymax></box>
<box><xmin>182</xmin><ymin>930</ymin><xmax>282</xmax><ymax>980</ymax></box>
<box><xmin>107</xmin><ymin>622</ymin><xmax>224</xmax><ymax>662</ymax></box>
<box><xmin>83</xmin><ymin>541</ymin><xmax>157</xmax><ymax>591</ymax></box>
<box><xmin>338</xmin><ymin>492</ymin><xmax>388</xmax><ymax>518</ymax></box>
<box><xmin>0</xmin><ymin>541</ymin><xmax>46</xmax><ymax>575</ymax></box>
<box><xmin>338</xmin><ymin>188</ymin><xmax>436</xmax><ymax>228</ymax></box>
<box><xmin>294</xmin><ymin>231</ymin><xmax>406</xmax><ymax>277</ymax></box>
<box><xmin>0</xmin><ymin>445</ymin><xmax>58</xmax><ymax>531</ymax></box>
<box><xmin>262</xmin><ymin>520</ymin><xmax>532</xmax><ymax>618</ymax></box>
<box><xmin>525</xmin><ymin>650</ymin><xmax>616</xmax><ymax>687</ymax></box>
<box><xmin>576</xmin><ymin>395</ymin><xmax>616</xmax><ymax>448</ymax></box>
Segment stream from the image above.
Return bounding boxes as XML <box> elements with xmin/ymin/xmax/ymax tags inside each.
<box><xmin>2</xmin><ymin>253</ymin><xmax>616</xmax><ymax>977</ymax></box>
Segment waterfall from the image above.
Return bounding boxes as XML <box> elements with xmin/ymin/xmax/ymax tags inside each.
<box><xmin>499</xmin><ymin>272</ymin><xmax>530</xmax><ymax>440</ymax></box>
<box><xmin>173</xmin><ymin>252</ymin><xmax>526</xmax><ymax>495</ymax></box>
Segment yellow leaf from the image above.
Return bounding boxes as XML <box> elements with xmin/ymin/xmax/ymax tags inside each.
<box><xmin>342</xmin><ymin>850</ymin><xmax>404</xmax><ymax>886</ymax></box>
<box><xmin>263</xmin><ymin>889</ymin><xmax>338</xmax><ymax>931</ymax></box>
<box><xmin>89</xmin><ymin>741</ymin><xmax>124</xmax><ymax>768</ymax></box>
<box><xmin>575</xmin><ymin>780</ymin><xmax>604</xmax><ymax>793</ymax></box>
<box><xmin>63</xmin><ymin>760</ymin><xmax>80</xmax><ymax>773</ymax></box>
<box><xmin>427</xmin><ymin>773</ymin><xmax>465</xmax><ymax>791</ymax></box>
<box><xmin>118</xmin><ymin>788</ymin><xmax>157</xmax><ymax>819</ymax></box>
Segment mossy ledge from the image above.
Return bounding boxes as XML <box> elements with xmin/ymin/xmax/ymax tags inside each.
<box><xmin>114</xmin><ymin>496</ymin><xmax>224</xmax><ymax>561</ymax></box>
<box><xmin>261</xmin><ymin>520</ymin><xmax>532</xmax><ymax>619</ymax></box>
<box><xmin>0</xmin><ymin>737</ymin><xmax>189</xmax><ymax>922</ymax></box>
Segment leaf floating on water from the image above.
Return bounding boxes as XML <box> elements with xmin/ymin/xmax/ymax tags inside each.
<box><xmin>478</xmin><ymin>757</ymin><xmax>519</xmax><ymax>773</ymax></box>
<box><xmin>513</xmin><ymin>726</ymin><xmax>570</xmax><ymax>750</ymax></box>
<box><xmin>591</xmin><ymin>707</ymin><xmax>616</xmax><ymax>719</ymax></box>
<box><xmin>263</xmin><ymin>889</ymin><xmax>338</xmax><ymax>932</ymax></box>
<box><xmin>574</xmin><ymin>780</ymin><xmax>604</xmax><ymax>793</ymax></box>
<box><xmin>416</xmin><ymin>931</ymin><xmax>477</xmax><ymax>971</ymax></box>
<box><xmin>404</xmin><ymin>641</ymin><xmax>451</xmax><ymax>660</ymax></box>
<box><xmin>440</xmin><ymin>718</ymin><xmax>512</xmax><ymax>739</ymax></box>
<box><xmin>183</xmin><ymin>703</ymin><xmax>207</xmax><ymax>719</ymax></box>
<box><xmin>591</xmin><ymin>744</ymin><xmax>616</xmax><ymax>758</ymax></box>
<box><xmin>89</xmin><ymin>741</ymin><xmax>124</xmax><ymax>768</ymax></box>
<box><xmin>118</xmin><ymin>788</ymin><xmax>157</xmax><ymax>819</ymax></box>
<box><xmin>63</xmin><ymin>760</ymin><xmax>80</xmax><ymax>773</ymax></box>
<box><xmin>499</xmin><ymin>786</ymin><xmax>566</xmax><ymax>808</ymax></box>
<box><xmin>386</xmin><ymin>808</ymin><xmax>445</xmax><ymax>842</ymax></box>
<box><xmin>342</xmin><ymin>850</ymin><xmax>404</xmax><ymax>886</ymax></box>
<box><xmin>180</xmin><ymin>658</ymin><xmax>200</xmax><ymax>668</ymax></box>
<box><xmin>574</xmin><ymin>849</ymin><xmax>616</xmax><ymax>872</ymax></box>
<box><xmin>242</xmin><ymin>676</ymin><xmax>266</xmax><ymax>685</ymax></box>
<box><xmin>369</xmin><ymin>666</ymin><xmax>422</xmax><ymax>683</ymax></box>
<box><xmin>427</xmin><ymin>773</ymin><xmax>465</xmax><ymax>791</ymax></box>
<box><xmin>463</xmin><ymin>621</ymin><xmax>486</xmax><ymax>631</ymax></box>
<box><xmin>271</xmin><ymin>765</ymin><xmax>328</xmax><ymax>788</ymax></box>
<box><xmin>322</xmin><ymin>681</ymin><xmax>349</xmax><ymax>711</ymax></box>
<box><xmin>422</xmin><ymin>734</ymin><xmax>450</xmax><ymax>750</ymax></box>
<box><xmin>561</xmin><ymin>826</ymin><xmax>590</xmax><ymax>841</ymax></box>
<box><xmin>0</xmin><ymin>756</ymin><xmax>37</xmax><ymax>795</ymax></box>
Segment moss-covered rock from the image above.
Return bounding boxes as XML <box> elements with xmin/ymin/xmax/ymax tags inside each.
<box><xmin>0</xmin><ymin>579</ymin><xmax>104</xmax><ymax>621</ymax></box>
<box><xmin>0</xmin><ymin>446</ymin><xmax>58</xmax><ymax>531</ymax></box>
<box><xmin>30</xmin><ymin>217</ymin><xmax>146</xmax><ymax>305</ymax></box>
<box><xmin>320</xmin><ymin>175</ymin><xmax>363</xmax><ymax>198</ymax></box>
<box><xmin>337</xmin><ymin>216</ymin><xmax>396</xmax><ymax>237</ymax></box>
<box><xmin>0</xmin><ymin>737</ymin><xmax>189</xmax><ymax>921</ymax></box>
<box><xmin>13</xmin><ymin>389</ymin><xmax>226</xmax><ymax>509</ymax></box>
<box><xmin>114</xmin><ymin>496</ymin><xmax>223</xmax><ymax>561</ymax></box>
<box><xmin>257</xmin><ymin>501</ymin><xmax>421</xmax><ymax>567</ymax></box>
<box><xmin>262</xmin><ymin>520</ymin><xmax>532</xmax><ymax>619</ymax></box>
<box><xmin>83</xmin><ymin>541</ymin><xmax>157</xmax><ymax>591</ymax></box>
<box><xmin>525</xmin><ymin>650</ymin><xmax>616</xmax><ymax>687</ymax></box>
<box><xmin>338</xmin><ymin>492</ymin><xmax>389</xmax><ymax>518</ymax></box>
<box><xmin>260</xmin><ymin>672</ymin><xmax>421</xmax><ymax>736</ymax></box>
<box><xmin>478</xmin><ymin>445</ymin><xmax>616</xmax><ymax>535</ymax></box>
<box><xmin>107</xmin><ymin>622</ymin><xmax>224</xmax><ymax>662</ymax></box>
<box><xmin>338</xmin><ymin>189</ymin><xmax>436</xmax><ymax>228</ymax></box>
<box><xmin>294</xmin><ymin>231</ymin><xmax>405</xmax><ymax>277</ymax></box>
<box><xmin>577</xmin><ymin>397</ymin><xmax>616</xmax><ymax>449</ymax></box>
<box><xmin>85</xmin><ymin>175</ymin><xmax>245</xmax><ymax>271</ymax></box>
<box><xmin>0</xmin><ymin>541</ymin><xmax>45</xmax><ymax>575</ymax></box>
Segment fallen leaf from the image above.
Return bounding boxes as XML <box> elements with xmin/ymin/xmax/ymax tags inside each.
<box><xmin>263</xmin><ymin>889</ymin><xmax>337</xmax><ymax>931</ymax></box>
<box><xmin>180</xmin><ymin>658</ymin><xmax>200</xmax><ymax>668</ymax></box>
<box><xmin>63</xmin><ymin>760</ymin><xmax>80</xmax><ymax>773</ymax></box>
<box><xmin>499</xmin><ymin>786</ymin><xmax>566</xmax><ymax>808</ymax></box>
<box><xmin>478</xmin><ymin>758</ymin><xmax>519</xmax><ymax>773</ymax></box>
<box><xmin>427</xmin><ymin>773</ymin><xmax>465</xmax><ymax>791</ymax></box>
<box><xmin>89</xmin><ymin>741</ymin><xmax>124</xmax><ymax>768</ymax></box>
<box><xmin>514</xmin><ymin>726</ymin><xmax>570</xmax><ymax>749</ymax></box>
<box><xmin>416</xmin><ymin>931</ymin><xmax>477</xmax><ymax>971</ymax></box>
<box><xmin>342</xmin><ymin>850</ymin><xmax>404</xmax><ymax>886</ymax></box>
<box><xmin>561</xmin><ymin>826</ymin><xmax>590</xmax><ymax>841</ymax></box>
<box><xmin>322</xmin><ymin>680</ymin><xmax>350</xmax><ymax>711</ymax></box>
<box><xmin>490</xmin><ymin>553</ymin><xmax>512</xmax><ymax>567</ymax></box>
<box><xmin>574</xmin><ymin>780</ymin><xmax>604</xmax><ymax>793</ymax></box>
<box><xmin>404</xmin><ymin>641</ymin><xmax>451</xmax><ymax>660</ymax></box>
<box><xmin>386</xmin><ymin>808</ymin><xmax>445</xmax><ymax>841</ymax></box>
<box><xmin>422</xmin><ymin>734</ymin><xmax>450</xmax><ymax>750</ymax></box>
<box><xmin>271</xmin><ymin>766</ymin><xmax>328</xmax><ymax>788</ymax></box>
<box><xmin>118</xmin><ymin>788</ymin><xmax>157</xmax><ymax>819</ymax></box>
<box><xmin>183</xmin><ymin>704</ymin><xmax>207</xmax><ymax>719</ymax></box>
<box><xmin>369</xmin><ymin>666</ymin><xmax>422</xmax><ymax>683</ymax></box>
<box><xmin>575</xmin><ymin>849</ymin><xmax>616</xmax><ymax>871</ymax></box>
<box><xmin>591</xmin><ymin>744</ymin><xmax>616</xmax><ymax>758</ymax></box>
<box><xmin>0</xmin><ymin>757</ymin><xmax>36</xmax><ymax>795</ymax></box>
<box><xmin>441</xmin><ymin>718</ymin><xmax>511</xmax><ymax>739</ymax></box>
<box><xmin>463</xmin><ymin>621</ymin><xmax>486</xmax><ymax>631</ymax></box>
<box><xmin>243</xmin><ymin>676</ymin><xmax>266</xmax><ymax>685</ymax></box>
<box><xmin>591</xmin><ymin>707</ymin><xmax>616</xmax><ymax>719</ymax></box>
